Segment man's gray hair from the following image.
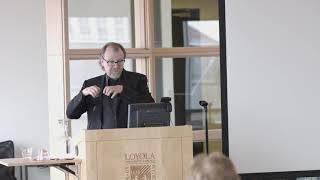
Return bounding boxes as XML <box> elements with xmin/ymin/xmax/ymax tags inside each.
<box><xmin>100</xmin><ymin>42</ymin><xmax>126</xmax><ymax>59</ymax></box>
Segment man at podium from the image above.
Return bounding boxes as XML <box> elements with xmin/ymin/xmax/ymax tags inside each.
<box><xmin>66</xmin><ymin>42</ymin><xmax>154</xmax><ymax>129</ymax></box>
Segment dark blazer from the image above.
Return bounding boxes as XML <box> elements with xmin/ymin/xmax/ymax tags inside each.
<box><xmin>66</xmin><ymin>70</ymin><xmax>154</xmax><ymax>129</ymax></box>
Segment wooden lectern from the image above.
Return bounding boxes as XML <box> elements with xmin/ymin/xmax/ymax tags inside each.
<box><xmin>77</xmin><ymin>125</ymin><xmax>193</xmax><ymax>180</ymax></box>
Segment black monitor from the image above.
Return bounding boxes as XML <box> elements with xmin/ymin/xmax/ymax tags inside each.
<box><xmin>127</xmin><ymin>102</ymin><xmax>172</xmax><ymax>128</ymax></box>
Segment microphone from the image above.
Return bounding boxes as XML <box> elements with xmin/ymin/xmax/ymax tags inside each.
<box><xmin>199</xmin><ymin>100</ymin><xmax>209</xmax><ymax>155</ymax></box>
<box><xmin>199</xmin><ymin>100</ymin><xmax>208</xmax><ymax>107</ymax></box>
<box><xmin>161</xmin><ymin>97</ymin><xmax>173</xmax><ymax>126</ymax></box>
<box><xmin>160</xmin><ymin>97</ymin><xmax>171</xmax><ymax>103</ymax></box>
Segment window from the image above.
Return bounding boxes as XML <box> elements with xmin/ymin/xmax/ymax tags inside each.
<box><xmin>46</xmin><ymin>0</ymin><xmax>221</xmax><ymax>158</ymax></box>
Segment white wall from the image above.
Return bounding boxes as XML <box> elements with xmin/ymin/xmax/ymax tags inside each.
<box><xmin>226</xmin><ymin>0</ymin><xmax>320</xmax><ymax>174</ymax></box>
<box><xmin>0</xmin><ymin>1</ymin><xmax>49</xmax><ymax>179</ymax></box>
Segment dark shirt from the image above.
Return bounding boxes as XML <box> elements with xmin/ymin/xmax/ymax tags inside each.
<box><xmin>101</xmin><ymin>76</ymin><xmax>122</xmax><ymax>129</ymax></box>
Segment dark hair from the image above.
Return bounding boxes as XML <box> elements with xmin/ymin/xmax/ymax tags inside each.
<box><xmin>100</xmin><ymin>42</ymin><xmax>126</xmax><ymax>59</ymax></box>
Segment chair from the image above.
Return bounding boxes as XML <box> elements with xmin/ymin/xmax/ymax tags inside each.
<box><xmin>0</xmin><ymin>140</ymin><xmax>16</xmax><ymax>180</ymax></box>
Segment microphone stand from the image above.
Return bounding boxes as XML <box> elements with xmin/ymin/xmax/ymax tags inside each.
<box><xmin>199</xmin><ymin>101</ymin><xmax>209</xmax><ymax>155</ymax></box>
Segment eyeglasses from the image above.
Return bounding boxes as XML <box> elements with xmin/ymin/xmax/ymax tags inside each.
<box><xmin>101</xmin><ymin>56</ymin><xmax>125</xmax><ymax>66</ymax></box>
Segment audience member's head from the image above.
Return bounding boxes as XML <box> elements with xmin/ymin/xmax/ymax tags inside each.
<box><xmin>188</xmin><ymin>152</ymin><xmax>240</xmax><ymax>180</ymax></box>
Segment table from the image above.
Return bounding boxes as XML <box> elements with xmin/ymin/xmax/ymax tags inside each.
<box><xmin>0</xmin><ymin>158</ymin><xmax>81</xmax><ymax>180</ymax></box>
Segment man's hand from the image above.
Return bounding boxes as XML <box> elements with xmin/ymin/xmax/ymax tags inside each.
<box><xmin>103</xmin><ymin>85</ymin><xmax>123</xmax><ymax>99</ymax></box>
<box><xmin>82</xmin><ymin>85</ymin><xmax>101</xmax><ymax>98</ymax></box>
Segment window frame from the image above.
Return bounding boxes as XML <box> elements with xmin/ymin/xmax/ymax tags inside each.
<box><xmin>46</xmin><ymin>0</ymin><xmax>221</xmax><ymax>153</ymax></box>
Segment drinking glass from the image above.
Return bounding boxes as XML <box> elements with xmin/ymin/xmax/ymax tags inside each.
<box><xmin>21</xmin><ymin>148</ymin><xmax>33</xmax><ymax>160</ymax></box>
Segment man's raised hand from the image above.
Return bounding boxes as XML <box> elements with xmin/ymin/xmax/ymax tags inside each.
<box><xmin>103</xmin><ymin>85</ymin><xmax>123</xmax><ymax>99</ymax></box>
<box><xmin>82</xmin><ymin>85</ymin><xmax>101</xmax><ymax>98</ymax></box>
